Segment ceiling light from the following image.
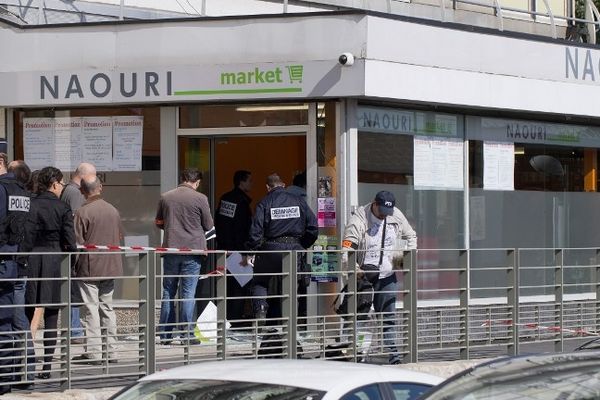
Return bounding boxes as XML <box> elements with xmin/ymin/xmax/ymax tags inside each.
<box><xmin>236</xmin><ymin>104</ymin><xmax>325</xmax><ymax>112</ymax></box>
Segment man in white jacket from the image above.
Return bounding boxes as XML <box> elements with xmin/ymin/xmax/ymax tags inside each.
<box><xmin>342</xmin><ymin>191</ymin><xmax>417</xmax><ymax>364</ymax></box>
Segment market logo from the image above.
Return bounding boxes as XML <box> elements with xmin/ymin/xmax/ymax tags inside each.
<box><xmin>174</xmin><ymin>64</ymin><xmax>304</xmax><ymax>96</ymax></box>
<box><xmin>506</xmin><ymin>122</ymin><xmax>579</xmax><ymax>143</ymax></box>
<box><xmin>40</xmin><ymin>71</ymin><xmax>173</xmax><ymax>100</ymax></box>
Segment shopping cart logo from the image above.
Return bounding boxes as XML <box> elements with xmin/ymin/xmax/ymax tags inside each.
<box><xmin>286</xmin><ymin>65</ymin><xmax>303</xmax><ymax>83</ymax></box>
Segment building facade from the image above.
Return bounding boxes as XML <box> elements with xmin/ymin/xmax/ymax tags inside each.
<box><xmin>2</xmin><ymin>10</ymin><xmax>600</xmax><ymax>296</ymax></box>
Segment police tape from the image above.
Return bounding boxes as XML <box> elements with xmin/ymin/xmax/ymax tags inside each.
<box><xmin>76</xmin><ymin>228</ymin><xmax>216</xmax><ymax>253</ymax></box>
<box><xmin>480</xmin><ymin>319</ymin><xmax>600</xmax><ymax>337</ymax></box>
<box><xmin>76</xmin><ymin>244</ymin><xmax>209</xmax><ymax>253</ymax></box>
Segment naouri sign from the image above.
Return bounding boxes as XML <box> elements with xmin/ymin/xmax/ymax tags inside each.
<box><xmin>0</xmin><ymin>61</ymin><xmax>363</xmax><ymax>106</ymax></box>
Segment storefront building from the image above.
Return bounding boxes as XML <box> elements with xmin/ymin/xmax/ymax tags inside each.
<box><xmin>2</xmin><ymin>10</ymin><xmax>600</xmax><ymax>296</ymax></box>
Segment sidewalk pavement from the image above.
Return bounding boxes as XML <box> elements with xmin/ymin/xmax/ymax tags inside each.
<box><xmin>0</xmin><ymin>358</ymin><xmax>491</xmax><ymax>399</ymax></box>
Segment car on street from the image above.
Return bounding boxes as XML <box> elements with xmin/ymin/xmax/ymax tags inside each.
<box><xmin>421</xmin><ymin>351</ymin><xmax>600</xmax><ymax>400</ymax></box>
<box><xmin>109</xmin><ymin>359</ymin><xmax>444</xmax><ymax>400</ymax></box>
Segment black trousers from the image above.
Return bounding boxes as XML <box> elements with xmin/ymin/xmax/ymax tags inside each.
<box><xmin>253</xmin><ymin>242</ymin><xmax>308</xmax><ymax>325</ymax></box>
<box><xmin>0</xmin><ymin>261</ymin><xmax>17</xmax><ymax>393</ymax></box>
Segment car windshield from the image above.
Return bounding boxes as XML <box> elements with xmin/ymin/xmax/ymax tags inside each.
<box><xmin>423</xmin><ymin>356</ymin><xmax>600</xmax><ymax>400</ymax></box>
<box><xmin>111</xmin><ymin>379</ymin><xmax>326</xmax><ymax>400</ymax></box>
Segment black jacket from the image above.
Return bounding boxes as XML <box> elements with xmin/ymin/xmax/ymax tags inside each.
<box><xmin>215</xmin><ymin>187</ymin><xmax>252</xmax><ymax>251</ymax></box>
<box><xmin>247</xmin><ymin>187</ymin><xmax>318</xmax><ymax>250</ymax></box>
<box><xmin>25</xmin><ymin>191</ymin><xmax>77</xmax><ymax>252</ymax></box>
<box><xmin>0</xmin><ymin>173</ymin><xmax>30</xmax><ymax>253</ymax></box>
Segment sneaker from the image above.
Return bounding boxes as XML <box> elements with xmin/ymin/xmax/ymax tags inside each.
<box><xmin>178</xmin><ymin>337</ymin><xmax>202</xmax><ymax>346</ymax></box>
<box><xmin>72</xmin><ymin>355</ymin><xmax>102</xmax><ymax>365</ymax></box>
<box><xmin>389</xmin><ymin>357</ymin><xmax>402</xmax><ymax>365</ymax></box>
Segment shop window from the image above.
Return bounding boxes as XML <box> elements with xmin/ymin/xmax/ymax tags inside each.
<box><xmin>14</xmin><ymin>107</ymin><xmax>161</xmax><ymax>301</ymax></box>
<box><xmin>179</xmin><ymin>103</ymin><xmax>308</xmax><ymax>128</ymax></box>
<box><xmin>469</xmin><ymin>141</ymin><xmax>588</xmax><ymax>192</ymax></box>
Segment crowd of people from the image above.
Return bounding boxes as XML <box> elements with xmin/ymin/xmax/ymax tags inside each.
<box><xmin>0</xmin><ymin>157</ymin><xmax>418</xmax><ymax>393</ymax></box>
<box><xmin>0</xmin><ymin>157</ymin><xmax>122</xmax><ymax>393</ymax></box>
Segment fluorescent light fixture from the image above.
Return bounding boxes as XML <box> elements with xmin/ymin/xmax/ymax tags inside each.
<box><xmin>236</xmin><ymin>104</ymin><xmax>325</xmax><ymax>112</ymax></box>
<box><xmin>514</xmin><ymin>146</ymin><xmax>525</xmax><ymax>155</ymax></box>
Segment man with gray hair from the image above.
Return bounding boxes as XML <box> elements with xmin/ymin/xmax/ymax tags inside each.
<box><xmin>61</xmin><ymin>162</ymin><xmax>96</xmax><ymax>343</ymax></box>
<box><xmin>72</xmin><ymin>176</ymin><xmax>123</xmax><ymax>365</ymax></box>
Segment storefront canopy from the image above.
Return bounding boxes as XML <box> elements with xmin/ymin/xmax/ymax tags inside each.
<box><xmin>1</xmin><ymin>10</ymin><xmax>599</xmax><ymax>118</ymax></box>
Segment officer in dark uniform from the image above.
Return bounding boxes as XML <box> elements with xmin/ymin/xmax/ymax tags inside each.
<box><xmin>215</xmin><ymin>170</ymin><xmax>253</xmax><ymax>327</ymax></box>
<box><xmin>0</xmin><ymin>155</ymin><xmax>31</xmax><ymax>393</ymax></box>
<box><xmin>246</xmin><ymin>173</ymin><xmax>318</xmax><ymax>324</ymax></box>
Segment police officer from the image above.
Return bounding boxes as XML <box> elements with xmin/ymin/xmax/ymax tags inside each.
<box><xmin>215</xmin><ymin>170</ymin><xmax>253</xmax><ymax>327</ymax></box>
<box><xmin>246</xmin><ymin>173</ymin><xmax>318</xmax><ymax>324</ymax></box>
<box><xmin>0</xmin><ymin>155</ymin><xmax>31</xmax><ymax>393</ymax></box>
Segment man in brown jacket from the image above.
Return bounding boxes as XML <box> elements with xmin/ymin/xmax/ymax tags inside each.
<box><xmin>73</xmin><ymin>176</ymin><xmax>123</xmax><ymax>364</ymax></box>
<box><xmin>155</xmin><ymin>168</ymin><xmax>215</xmax><ymax>344</ymax></box>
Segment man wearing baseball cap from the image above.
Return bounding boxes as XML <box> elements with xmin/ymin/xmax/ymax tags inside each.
<box><xmin>342</xmin><ymin>190</ymin><xmax>417</xmax><ymax>364</ymax></box>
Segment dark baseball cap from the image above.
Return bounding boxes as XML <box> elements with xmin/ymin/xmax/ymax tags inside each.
<box><xmin>374</xmin><ymin>191</ymin><xmax>395</xmax><ymax>216</ymax></box>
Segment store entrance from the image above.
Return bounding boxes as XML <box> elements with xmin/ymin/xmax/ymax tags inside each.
<box><xmin>178</xmin><ymin>134</ymin><xmax>307</xmax><ymax>215</ymax></box>
<box><xmin>178</xmin><ymin>133</ymin><xmax>307</xmax><ymax>316</ymax></box>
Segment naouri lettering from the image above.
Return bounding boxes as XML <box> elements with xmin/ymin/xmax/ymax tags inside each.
<box><xmin>40</xmin><ymin>71</ymin><xmax>173</xmax><ymax>100</ymax></box>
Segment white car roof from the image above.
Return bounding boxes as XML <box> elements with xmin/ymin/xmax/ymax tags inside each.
<box><xmin>140</xmin><ymin>359</ymin><xmax>443</xmax><ymax>395</ymax></box>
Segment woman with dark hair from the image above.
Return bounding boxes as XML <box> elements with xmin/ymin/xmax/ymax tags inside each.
<box><xmin>25</xmin><ymin>166</ymin><xmax>77</xmax><ymax>379</ymax></box>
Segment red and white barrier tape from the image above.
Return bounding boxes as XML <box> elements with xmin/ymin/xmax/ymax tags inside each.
<box><xmin>481</xmin><ymin>319</ymin><xmax>600</xmax><ymax>337</ymax></box>
<box><xmin>77</xmin><ymin>229</ymin><xmax>216</xmax><ymax>253</ymax></box>
<box><xmin>77</xmin><ymin>244</ymin><xmax>208</xmax><ymax>253</ymax></box>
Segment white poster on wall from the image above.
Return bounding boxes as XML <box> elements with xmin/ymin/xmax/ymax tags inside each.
<box><xmin>414</xmin><ymin>136</ymin><xmax>463</xmax><ymax>190</ymax></box>
<box><xmin>483</xmin><ymin>141</ymin><xmax>514</xmax><ymax>191</ymax></box>
<box><xmin>82</xmin><ymin>117</ymin><xmax>113</xmax><ymax>171</ymax></box>
<box><xmin>112</xmin><ymin>116</ymin><xmax>143</xmax><ymax>171</ymax></box>
<box><xmin>54</xmin><ymin>117</ymin><xmax>82</xmax><ymax>171</ymax></box>
<box><xmin>23</xmin><ymin>118</ymin><xmax>54</xmax><ymax>170</ymax></box>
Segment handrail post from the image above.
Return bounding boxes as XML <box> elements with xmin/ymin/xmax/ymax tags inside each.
<box><xmin>139</xmin><ymin>251</ymin><xmax>156</xmax><ymax>375</ymax></box>
<box><xmin>493</xmin><ymin>0</ymin><xmax>505</xmax><ymax>31</ymax></box>
<box><xmin>458</xmin><ymin>249</ymin><xmax>469</xmax><ymax>360</ymax></box>
<box><xmin>214</xmin><ymin>252</ymin><xmax>229</xmax><ymax>360</ymax></box>
<box><xmin>215</xmin><ymin>251</ymin><xmax>227</xmax><ymax>360</ymax></box>
<box><xmin>507</xmin><ymin>249</ymin><xmax>519</xmax><ymax>356</ymax></box>
<box><xmin>554</xmin><ymin>248</ymin><xmax>564</xmax><ymax>353</ymax></box>
<box><xmin>347</xmin><ymin>251</ymin><xmax>358</xmax><ymax>362</ymax></box>
<box><xmin>595</xmin><ymin>248</ymin><xmax>600</xmax><ymax>335</ymax></box>
<box><xmin>541</xmin><ymin>0</ymin><xmax>558</xmax><ymax>38</ymax></box>
<box><xmin>281</xmin><ymin>251</ymin><xmax>296</xmax><ymax>358</ymax></box>
<box><xmin>440</xmin><ymin>0</ymin><xmax>446</xmax><ymax>22</ymax></box>
<box><xmin>59</xmin><ymin>252</ymin><xmax>71</xmax><ymax>391</ymax></box>
<box><xmin>403</xmin><ymin>249</ymin><xmax>418</xmax><ymax>364</ymax></box>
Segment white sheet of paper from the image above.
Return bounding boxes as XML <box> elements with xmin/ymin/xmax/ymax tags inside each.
<box><xmin>226</xmin><ymin>252</ymin><xmax>253</xmax><ymax>287</ymax></box>
<box><xmin>414</xmin><ymin>136</ymin><xmax>464</xmax><ymax>190</ymax></box>
<box><xmin>484</xmin><ymin>141</ymin><xmax>515</xmax><ymax>191</ymax></box>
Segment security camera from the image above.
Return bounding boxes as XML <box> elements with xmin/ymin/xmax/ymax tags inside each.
<box><xmin>338</xmin><ymin>52</ymin><xmax>355</xmax><ymax>66</ymax></box>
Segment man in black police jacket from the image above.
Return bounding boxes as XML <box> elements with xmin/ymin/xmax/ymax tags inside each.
<box><xmin>215</xmin><ymin>170</ymin><xmax>253</xmax><ymax>327</ymax></box>
<box><xmin>0</xmin><ymin>155</ymin><xmax>31</xmax><ymax>393</ymax></box>
<box><xmin>246</xmin><ymin>173</ymin><xmax>318</xmax><ymax>325</ymax></box>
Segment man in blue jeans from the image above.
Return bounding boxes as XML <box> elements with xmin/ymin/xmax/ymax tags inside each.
<box><xmin>342</xmin><ymin>191</ymin><xmax>417</xmax><ymax>364</ymax></box>
<box><xmin>155</xmin><ymin>168</ymin><xmax>214</xmax><ymax>344</ymax></box>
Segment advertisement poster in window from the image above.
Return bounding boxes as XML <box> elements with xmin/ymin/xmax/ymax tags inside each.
<box><xmin>310</xmin><ymin>235</ymin><xmax>338</xmax><ymax>282</ymax></box>
<box><xmin>317</xmin><ymin>197</ymin><xmax>336</xmax><ymax>228</ymax></box>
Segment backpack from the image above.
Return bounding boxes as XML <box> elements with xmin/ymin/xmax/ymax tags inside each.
<box><xmin>334</xmin><ymin>276</ymin><xmax>375</xmax><ymax>320</ymax></box>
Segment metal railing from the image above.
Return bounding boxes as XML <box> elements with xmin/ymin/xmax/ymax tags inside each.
<box><xmin>0</xmin><ymin>246</ymin><xmax>598</xmax><ymax>391</ymax></box>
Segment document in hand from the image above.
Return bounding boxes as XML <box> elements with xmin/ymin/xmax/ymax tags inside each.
<box><xmin>226</xmin><ymin>252</ymin><xmax>254</xmax><ymax>287</ymax></box>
